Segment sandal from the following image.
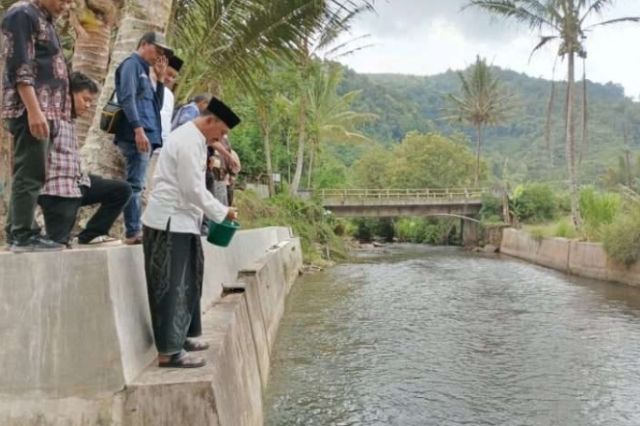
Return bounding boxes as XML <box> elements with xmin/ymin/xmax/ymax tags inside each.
<box><xmin>124</xmin><ymin>234</ymin><xmax>143</xmax><ymax>245</ymax></box>
<box><xmin>184</xmin><ymin>338</ymin><xmax>210</xmax><ymax>352</ymax></box>
<box><xmin>158</xmin><ymin>350</ymin><xmax>206</xmax><ymax>368</ymax></box>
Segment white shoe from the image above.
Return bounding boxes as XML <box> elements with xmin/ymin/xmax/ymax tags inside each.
<box><xmin>78</xmin><ymin>235</ymin><xmax>122</xmax><ymax>247</ymax></box>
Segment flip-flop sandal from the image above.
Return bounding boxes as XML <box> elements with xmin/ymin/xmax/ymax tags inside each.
<box><xmin>158</xmin><ymin>350</ymin><xmax>206</xmax><ymax>368</ymax></box>
<box><xmin>184</xmin><ymin>338</ymin><xmax>210</xmax><ymax>352</ymax></box>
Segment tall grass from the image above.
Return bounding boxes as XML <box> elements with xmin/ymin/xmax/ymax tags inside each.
<box><xmin>602</xmin><ymin>191</ymin><xmax>640</xmax><ymax>266</ymax></box>
<box><xmin>579</xmin><ymin>187</ymin><xmax>620</xmax><ymax>241</ymax></box>
<box><xmin>234</xmin><ymin>189</ymin><xmax>346</xmax><ymax>265</ymax></box>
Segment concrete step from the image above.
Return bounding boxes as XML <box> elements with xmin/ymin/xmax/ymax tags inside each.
<box><xmin>123</xmin><ymin>293</ymin><xmax>263</xmax><ymax>426</ymax></box>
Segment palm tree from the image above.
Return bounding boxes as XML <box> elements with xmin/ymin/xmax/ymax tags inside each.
<box><xmin>251</xmin><ymin>69</ymin><xmax>279</xmax><ymax>196</ymax></box>
<box><xmin>70</xmin><ymin>0</ymin><xmax>122</xmax><ymax>146</ymax></box>
<box><xmin>444</xmin><ymin>56</ymin><xmax>511</xmax><ymax>187</ymax></box>
<box><xmin>165</xmin><ymin>0</ymin><xmax>371</xmax><ymax>196</ymax></box>
<box><xmin>304</xmin><ymin>62</ymin><xmax>376</xmax><ymax>188</ymax></box>
<box><xmin>467</xmin><ymin>0</ymin><xmax>640</xmax><ymax>229</ymax></box>
<box><xmin>287</xmin><ymin>1</ymin><xmax>374</xmax><ymax>194</ymax></box>
<box><xmin>168</xmin><ymin>0</ymin><xmax>371</xmax><ymax>100</ymax></box>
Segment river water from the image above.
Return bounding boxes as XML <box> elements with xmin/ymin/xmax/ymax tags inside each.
<box><xmin>264</xmin><ymin>245</ymin><xmax>640</xmax><ymax>426</ymax></box>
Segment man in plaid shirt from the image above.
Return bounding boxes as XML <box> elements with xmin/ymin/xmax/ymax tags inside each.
<box><xmin>38</xmin><ymin>72</ymin><xmax>132</xmax><ymax>246</ymax></box>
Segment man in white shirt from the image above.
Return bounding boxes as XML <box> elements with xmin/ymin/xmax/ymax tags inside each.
<box><xmin>142</xmin><ymin>96</ymin><xmax>240</xmax><ymax>369</ymax></box>
<box><xmin>159</xmin><ymin>55</ymin><xmax>182</xmax><ymax>145</ymax></box>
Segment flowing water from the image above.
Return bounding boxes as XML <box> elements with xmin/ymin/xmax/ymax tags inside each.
<box><xmin>264</xmin><ymin>245</ymin><xmax>640</xmax><ymax>426</ymax></box>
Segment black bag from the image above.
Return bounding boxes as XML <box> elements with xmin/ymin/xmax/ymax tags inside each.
<box><xmin>99</xmin><ymin>91</ymin><xmax>122</xmax><ymax>134</ymax></box>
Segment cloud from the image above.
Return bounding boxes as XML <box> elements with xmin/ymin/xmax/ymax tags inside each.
<box><xmin>352</xmin><ymin>0</ymin><xmax>526</xmax><ymax>41</ymax></box>
<box><xmin>336</xmin><ymin>0</ymin><xmax>640</xmax><ymax>97</ymax></box>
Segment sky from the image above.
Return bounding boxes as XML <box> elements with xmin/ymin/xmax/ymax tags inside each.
<box><xmin>334</xmin><ymin>0</ymin><xmax>640</xmax><ymax>98</ymax></box>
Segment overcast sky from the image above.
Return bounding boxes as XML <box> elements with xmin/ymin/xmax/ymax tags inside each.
<box><xmin>334</xmin><ymin>0</ymin><xmax>640</xmax><ymax>98</ymax></box>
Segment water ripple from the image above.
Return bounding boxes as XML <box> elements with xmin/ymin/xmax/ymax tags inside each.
<box><xmin>265</xmin><ymin>246</ymin><xmax>640</xmax><ymax>426</ymax></box>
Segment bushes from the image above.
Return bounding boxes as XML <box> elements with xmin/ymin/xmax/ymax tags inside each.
<box><xmin>579</xmin><ymin>187</ymin><xmax>620</xmax><ymax>241</ymax></box>
<box><xmin>603</xmin><ymin>209</ymin><xmax>640</xmax><ymax>266</ymax></box>
<box><xmin>554</xmin><ymin>218</ymin><xmax>579</xmax><ymax>239</ymax></box>
<box><xmin>512</xmin><ymin>183</ymin><xmax>557</xmax><ymax>223</ymax></box>
<box><xmin>234</xmin><ymin>190</ymin><xmax>345</xmax><ymax>265</ymax></box>
<box><xmin>479</xmin><ymin>193</ymin><xmax>503</xmax><ymax>223</ymax></box>
<box><xmin>394</xmin><ymin>218</ymin><xmax>457</xmax><ymax>244</ymax></box>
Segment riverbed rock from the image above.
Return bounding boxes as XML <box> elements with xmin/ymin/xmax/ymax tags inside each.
<box><xmin>483</xmin><ymin>244</ymin><xmax>499</xmax><ymax>253</ymax></box>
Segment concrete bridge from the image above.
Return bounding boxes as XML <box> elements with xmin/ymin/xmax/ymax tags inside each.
<box><xmin>315</xmin><ymin>188</ymin><xmax>485</xmax><ymax>219</ymax></box>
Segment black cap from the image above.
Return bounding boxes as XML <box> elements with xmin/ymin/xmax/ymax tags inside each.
<box><xmin>168</xmin><ymin>55</ymin><xmax>184</xmax><ymax>72</ymax></box>
<box><xmin>139</xmin><ymin>32</ymin><xmax>173</xmax><ymax>56</ymax></box>
<box><xmin>207</xmin><ymin>97</ymin><xmax>241</xmax><ymax>129</ymax></box>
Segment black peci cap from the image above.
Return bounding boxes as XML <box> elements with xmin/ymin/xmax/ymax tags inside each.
<box><xmin>207</xmin><ymin>97</ymin><xmax>241</xmax><ymax>129</ymax></box>
<box><xmin>168</xmin><ymin>55</ymin><xmax>184</xmax><ymax>72</ymax></box>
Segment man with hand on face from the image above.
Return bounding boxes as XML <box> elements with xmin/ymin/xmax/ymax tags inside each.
<box><xmin>156</xmin><ymin>55</ymin><xmax>183</xmax><ymax>146</ymax></box>
<box><xmin>114</xmin><ymin>31</ymin><xmax>171</xmax><ymax>245</ymax></box>
<box><xmin>2</xmin><ymin>0</ymin><xmax>74</xmax><ymax>252</ymax></box>
<box><xmin>142</xmin><ymin>97</ymin><xmax>240</xmax><ymax>368</ymax></box>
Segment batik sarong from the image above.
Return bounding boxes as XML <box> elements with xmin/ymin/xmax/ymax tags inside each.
<box><xmin>143</xmin><ymin>224</ymin><xmax>204</xmax><ymax>354</ymax></box>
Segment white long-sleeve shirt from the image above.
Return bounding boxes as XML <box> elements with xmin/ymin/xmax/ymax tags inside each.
<box><xmin>160</xmin><ymin>87</ymin><xmax>174</xmax><ymax>144</ymax></box>
<box><xmin>143</xmin><ymin>121</ymin><xmax>229</xmax><ymax>234</ymax></box>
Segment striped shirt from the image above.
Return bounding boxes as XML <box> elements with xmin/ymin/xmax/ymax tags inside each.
<box><xmin>41</xmin><ymin>120</ymin><xmax>90</xmax><ymax>198</ymax></box>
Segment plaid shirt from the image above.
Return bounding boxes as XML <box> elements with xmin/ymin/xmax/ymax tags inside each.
<box><xmin>41</xmin><ymin>120</ymin><xmax>90</xmax><ymax>198</ymax></box>
<box><xmin>1</xmin><ymin>0</ymin><xmax>71</xmax><ymax>120</ymax></box>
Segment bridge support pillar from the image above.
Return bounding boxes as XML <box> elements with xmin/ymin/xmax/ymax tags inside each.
<box><xmin>462</xmin><ymin>220</ymin><xmax>480</xmax><ymax>247</ymax></box>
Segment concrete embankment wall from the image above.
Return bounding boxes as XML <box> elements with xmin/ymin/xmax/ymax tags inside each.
<box><xmin>0</xmin><ymin>226</ymin><xmax>303</xmax><ymax>425</ymax></box>
<box><xmin>500</xmin><ymin>228</ymin><xmax>640</xmax><ymax>287</ymax></box>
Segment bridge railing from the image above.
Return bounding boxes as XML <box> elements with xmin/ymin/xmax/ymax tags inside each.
<box><xmin>317</xmin><ymin>188</ymin><xmax>486</xmax><ymax>200</ymax></box>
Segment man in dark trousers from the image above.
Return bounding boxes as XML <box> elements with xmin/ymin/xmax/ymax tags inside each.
<box><xmin>142</xmin><ymin>97</ymin><xmax>240</xmax><ymax>368</ymax></box>
<box><xmin>114</xmin><ymin>31</ymin><xmax>171</xmax><ymax>245</ymax></box>
<box><xmin>1</xmin><ymin>0</ymin><xmax>73</xmax><ymax>252</ymax></box>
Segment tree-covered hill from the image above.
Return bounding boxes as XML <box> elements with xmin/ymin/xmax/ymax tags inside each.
<box><xmin>338</xmin><ymin>65</ymin><xmax>640</xmax><ymax>185</ymax></box>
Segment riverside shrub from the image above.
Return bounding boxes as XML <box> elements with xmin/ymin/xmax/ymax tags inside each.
<box><xmin>579</xmin><ymin>187</ymin><xmax>620</xmax><ymax>241</ymax></box>
<box><xmin>603</xmin><ymin>210</ymin><xmax>640</xmax><ymax>266</ymax></box>
<box><xmin>512</xmin><ymin>183</ymin><xmax>557</xmax><ymax>223</ymax></box>
<box><xmin>479</xmin><ymin>193</ymin><xmax>503</xmax><ymax>222</ymax></box>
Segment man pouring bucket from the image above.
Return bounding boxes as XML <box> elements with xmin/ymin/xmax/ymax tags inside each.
<box><xmin>142</xmin><ymin>96</ymin><xmax>240</xmax><ymax>368</ymax></box>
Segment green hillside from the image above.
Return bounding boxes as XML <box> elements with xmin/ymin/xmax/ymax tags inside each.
<box><xmin>337</xmin><ymin>65</ymin><xmax>640</xmax><ymax>185</ymax></box>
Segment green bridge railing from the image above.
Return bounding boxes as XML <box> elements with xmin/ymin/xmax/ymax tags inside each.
<box><xmin>316</xmin><ymin>188</ymin><xmax>487</xmax><ymax>201</ymax></box>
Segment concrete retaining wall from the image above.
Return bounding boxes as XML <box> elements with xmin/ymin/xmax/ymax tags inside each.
<box><xmin>501</xmin><ymin>228</ymin><xmax>640</xmax><ymax>288</ymax></box>
<box><xmin>0</xmin><ymin>226</ymin><xmax>303</xmax><ymax>425</ymax></box>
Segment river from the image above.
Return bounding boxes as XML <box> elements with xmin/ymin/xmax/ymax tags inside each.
<box><xmin>264</xmin><ymin>245</ymin><xmax>640</xmax><ymax>426</ymax></box>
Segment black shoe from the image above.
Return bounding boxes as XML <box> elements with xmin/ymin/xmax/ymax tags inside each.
<box><xmin>10</xmin><ymin>235</ymin><xmax>65</xmax><ymax>253</ymax></box>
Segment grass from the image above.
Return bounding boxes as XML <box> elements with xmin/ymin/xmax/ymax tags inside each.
<box><xmin>234</xmin><ymin>189</ymin><xmax>346</xmax><ymax>266</ymax></box>
<box><xmin>523</xmin><ymin>216</ymin><xmax>580</xmax><ymax>241</ymax></box>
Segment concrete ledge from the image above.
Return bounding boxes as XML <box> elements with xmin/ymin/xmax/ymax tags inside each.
<box><xmin>568</xmin><ymin>241</ymin><xmax>608</xmax><ymax>281</ymax></box>
<box><xmin>0</xmin><ymin>395</ymin><xmax>122</xmax><ymax>426</ymax></box>
<box><xmin>238</xmin><ymin>239</ymin><xmax>303</xmax><ymax>387</ymax></box>
<box><xmin>501</xmin><ymin>228</ymin><xmax>640</xmax><ymax>288</ymax></box>
<box><xmin>0</xmin><ymin>247</ymin><xmax>155</xmax><ymax>398</ymax></box>
<box><xmin>123</xmin><ymin>238</ymin><xmax>302</xmax><ymax>425</ymax></box>
<box><xmin>202</xmin><ymin>227</ymin><xmax>295</xmax><ymax>308</ymax></box>
<box><xmin>500</xmin><ymin>228</ymin><xmax>570</xmax><ymax>271</ymax></box>
<box><xmin>0</xmin><ymin>226</ymin><xmax>302</xmax><ymax>425</ymax></box>
<box><xmin>123</xmin><ymin>294</ymin><xmax>262</xmax><ymax>426</ymax></box>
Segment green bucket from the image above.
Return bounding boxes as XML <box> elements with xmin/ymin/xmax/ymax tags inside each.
<box><xmin>207</xmin><ymin>220</ymin><xmax>240</xmax><ymax>247</ymax></box>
